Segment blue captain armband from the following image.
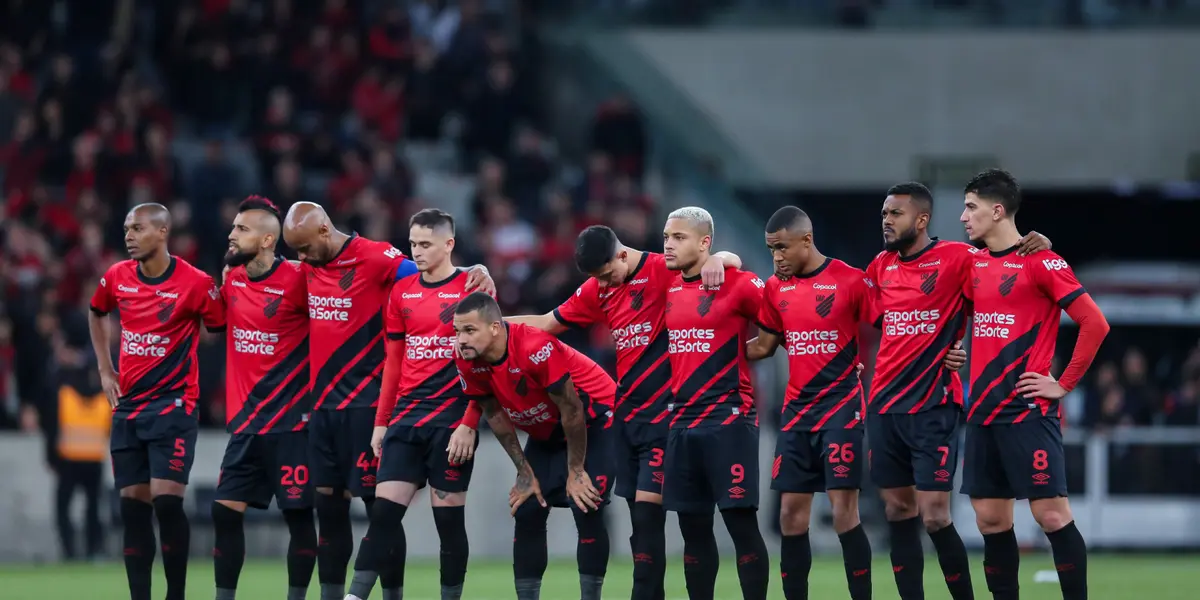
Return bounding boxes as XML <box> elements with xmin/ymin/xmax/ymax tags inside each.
<box><xmin>395</xmin><ymin>259</ymin><xmax>419</xmax><ymax>280</ymax></box>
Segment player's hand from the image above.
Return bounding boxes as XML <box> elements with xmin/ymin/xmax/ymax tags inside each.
<box><xmin>509</xmin><ymin>470</ymin><xmax>547</xmax><ymax>515</ymax></box>
<box><xmin>100</xmin><ymin>369</ymin><xmax>121</xmax><ymax>409</ymax></box>
<box><xmin>446</xmin><ymin>424</ymin><xmax>476</xmax><ymax>466</ymax></box>
<box><xmin>943</xmin><ymin>340</ymin><xmax>967</xmax><ymax>371</ymax></box>
<box><xmin>700</xmin><ymin>255</ymin><xmax>727</xmax><ymax>288</ymax></box>
<box><xmin>566</xmin><ymin>468</ymin><xmax>601</xmax><ymax>513</ymax></box>
<box><xmin>1016</xmin><ymin>231</ymin><xmax>1051</xmax><ymax>256</ymax></box>
<box><xmin>1016</xmin><ymin>372</ymin><xmax>1068</xmax><ymax>400</ymax></box>
<box><xmin>370</xmin><ymin>426</ymin><xmax>387</xmax><ymax>459</ymax></box>
<box><xmin>856</xmin><ymin>362</ymin><xmax>865</xmax><ymax>375</ymax></box>
<box><xmin>464</xmin><ymin>265</ymin><xmax>496</xmax><ymax>297</ymax></box>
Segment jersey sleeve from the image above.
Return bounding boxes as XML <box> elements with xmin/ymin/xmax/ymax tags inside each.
<box><xmin>384</xmin><ymin>286</ymin><xmax>406</xmax><ymax>340</ymax></box>
<box><xmin>553</xmin><ymin>279</ymin><xmax>602</xmax><ymax>328</ymax></box>
<box><xmin>851</xmin><ymin>270</ymin><xmax>874</xmax><ymax>324</ymax></box>
<box><xmin>1033</xmin><ymin>254</ymin><xmax>1086</xmax><ymax>309</ymax></box>
<box><xmin>734</xmin><ymin>270</ymin><xmax>766</xmax><ymax>321</ymax></box>
<box><xmin>89</xmin><ymin>265</ymin><xmax>119</xmax><ymax>315</ymax></box>
<box><xmin>455</xmin><ymin>357</ymin><xmax>493</xmax><ymax>398</ymax></box>
<box><xmin>525</xmin><ymin>331</ymin><xmax>572</xmax><ymax>393</ymax></box>
<box><xmin>375</xmin><ymin>243</ymin><xmax>410</xmax><ymax>285</ymax></box>
<box><xmin>756</xmin><ymin>280</ymin><xmax>783</xmax><ymax>335</ymax></box>
<box><xmin>862</xmin><ymin>256</ymin><xmax>883</xmax><ymax>327</ymax></box>
<box><xmin>197</xmin><ymin>275</ymin><xmax>227</xmax><ymax>332</ymax></box>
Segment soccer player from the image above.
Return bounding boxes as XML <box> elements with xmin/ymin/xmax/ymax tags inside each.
<box><xmin>281</xmin><ymin>202</ymin><xmax>493</xmax><ymax>600</ymax></box>
<box><xmin>453</xmin><ymin>292</ymin><xmax>617</xmax><ymax>600</ymax></box>
<box><xmin>213</xmin><ymin>197</ymin><xmax>317</xmax><ymax>600</ymax></box>
<box><xmin>959</xmin><ymin>169</ymin><xmax>1107</xmax><ymax>600</ymax></box>
<box><xmin>507</xmin><ymin>224</ymin><xmax>742</xmax><ymax>600</ymax></box>
<box><xmin>660</xmin><ymin>206</ymin><xmax>770</xmax><ymax>600</ymax></box>
<box><xmin>87</xmin><ymin>203</ymin><xmax>226</xmax><ymax>600</ymax></box>
<box><xmin>745</xmin><ymin>206</ymin><xmax>873</xmax><ymax>600</ymax></box>
<box><xmin>345</xmin><ymin>209</ymin><xmax>482</xmax><ymax>600</ymax></box>
<box><xmin>866</xmin><ymin>182</ymin><xmax>1049</xmax><ymax>599</ymax></box>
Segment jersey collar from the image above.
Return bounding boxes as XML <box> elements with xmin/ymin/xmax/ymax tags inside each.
<box><xmin>898</xmin><ymin>237</ymin><xmax>940</xmax><ymax>263</ymax></box>
<box><xmin>137</xmin><ymin>256</ymin><xmax>177</xmax><ymax>285</ymax></box>
<box><xmin>795</xmin><ymin>257</ymin><xmax>832</xmax><ymax>279</ymax></box>
<box><xmin>328</xmin><ymin>232</ymin><xmax>359</xmax><ymax>263</ymax></box>
<box><xmin>623</xmin><ymin>252</ymin><xmax>650</xmax><ymax>283</ymax></box>
<box><xmin>989</xmin><ymin>245</ymin><xmax>1020</xmax><ymax>257</ymax></box>
<box><xmin>419</xmin><ymin>267</ymin><xmax>464</xmax><ymax>289</ymax></box>
<box><xmin>489</xmin><ymin>323</ymin><xmax>511</xmax><ymax>366</ymax></box>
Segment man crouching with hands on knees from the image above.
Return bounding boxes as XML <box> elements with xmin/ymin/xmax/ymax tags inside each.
<box><xmin>453</xmin><ymin>291</ymin><xmax>618</xmax><ymax>600</ymax></box>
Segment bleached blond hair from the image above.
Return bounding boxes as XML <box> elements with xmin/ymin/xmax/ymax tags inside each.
<box><xmin>666</xmin><ymin>206</ymin><xmax>714</xmax><ymax>238</ymax></box>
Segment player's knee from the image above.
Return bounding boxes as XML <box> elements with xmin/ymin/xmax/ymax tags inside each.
<box><xmin>120</xmin><ymin>484</ymin><xmax>152</xmax><ymax>502</ymax></box>
<box><xmin>917</xmin><ymin>495</ymin><xmax>953</xmax><ymax>531</ymax></box>
<box><xmin>513</xmin><ymin>503</ymin><xmax>550</xmax><ymax>534</ymax></box>
<box><xmin>677</xmin><ymin>512</ymin><xmax>715</xmax><ymax>544</ymax></box>
<box><xmin>881</xmin><ymin>487</ymin><xmax>918</xmax><ymax>521</ymax></box>
<box><xmin>211</xmin><ymin>501</ymin><xmax>243</xmax><ymax>530</ymax></box>
<box><xmin>778</xmin><ymin>497</ymin><xmax>812</xmax><ymax>536</ymax></box>
<box><xmin>973</xmin><ymin>506</ymin><xmax>1014</xmax><ymax>534</ymax></box>
<box><xmin>282</xmin><ymin>508</ymin><xmax>316</xmax><ymax>538</ymax></box>
<box><xmin>152</xmin><ymin>494</ymin><xmax>185</xmax><ymax>520</ymax></box>
<box><xmin>573</xmin><ymin>508</ymin><xmax>607</xmax><ymax>539</ymax></box>
<box><xmin>720</xmin><ymin>507</ymin><xmax>763</xmax><ymax>546</ymax></box>
<box><xmin>630</xmin><ymin>501</ymin><xmax>665</xmax><ymax>532</ymax></box>
<box><xmin>828</xmin><ymin>494</ymin><xmax>861</xmax><ymax>534</ymax></box>
<box><xmin>1030</xmin><ymin>498</ymin><xmax>1073</xmax><ymax>532</ymax></box>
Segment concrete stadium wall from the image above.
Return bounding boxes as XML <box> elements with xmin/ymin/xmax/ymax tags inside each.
<box><xmin>623</xmin><ymin>31</ymin><xmax>1200</xmax><ymax>187</ymax></box>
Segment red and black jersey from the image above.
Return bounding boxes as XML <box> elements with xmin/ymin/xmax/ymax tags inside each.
<box><xmin>89</xmin><ymin>257</ymin><xmax>225</xmax><ymax>419</ymax></box>
<box><xmin>864</xmin><ymin>239</ymin><xmax>970</xmax><ymax>415</ymax></box>
<box><xmin>456</xmin><ymin>323</ymin><xmax>616</xmax><ymax>441</ymax></box>
<box><xmin>305</xmin><ymin>234</ymin><xmax>407</xmax><ymax>411</ymax></box>
<box><xmin>964</xmin><ymin>248</ymin><xmax>1085</xmax><ymax>425</ymax></box>
<box><xmin>223</xmin><ymin>257</ymin><xmax>311</xmax><ymax>434</ymax></box>
<box><xmin>553</xmin><ymin>252</ymin><xmax>673</xmax><ymax>425</ymax></box>
<box><xmin>383</xmin><ymin>269</ymin><xmax>475</xmax><ymax>427</ymax></box>
<box><xmin>663</xmin><ymin>267</ymin><xmax>764</xmax><ymax>429</ymax></box>
<box><xmin>758</xmin><ymin>258</ymin><xmax>869</xmax><ymax>432</ymax></box>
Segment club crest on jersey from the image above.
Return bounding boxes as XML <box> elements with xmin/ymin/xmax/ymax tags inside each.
<box><xmin>629</xmin><ymin>288</ymin><xmax>645</xmax><ymax>310</ymax></box>
<box><xmin>815</xmin><ymin>293</ymin><xmax>835</xmax><ymax>318</ymax></box>
<box><xmin>919</xmin><ymin>270</ymin><xmax>939</xmax><ymax>295</ymax></box>
<box><xmin>515</xmin><ymin>375</ymin><xmax>528</xmax><ymax>396</ymax></box>
<box><xmin>156</xmin><ymin>299</ymin><xmax>176</xmax><ymax>324</ymax></box>
<box><xmin>439</xmin><ymin>302</ymin><xmax>456</xmax><ymax>324</ymax></box>
<box><xmin>338</xmin><ymin>266</ymin><xmax>357</xmax><ymax>291</ymax></box>
<box><xmin>263</xmin><ymin>295</ymin><xmax>283</xmax><ymax>319</ymax></box>
<box><xmin>999</xmin><ymin>273</ymin><xmax>1019</xmax><ymax>297</ymax></box>
<box><xmin>696</xmin><ymin>294</ymin><xmax>715</xmax><ymax>317</ymax></box>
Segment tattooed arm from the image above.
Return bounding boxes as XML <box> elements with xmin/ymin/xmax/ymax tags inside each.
<box><xmin>546</xmin><ymin>377</ymin><xmax>588</xmax><ymax>475</ymax></box>
<box><xmin>478</xmin><ymin>396</ymin><xmax>532</xmax><ymax>478</ymax></box>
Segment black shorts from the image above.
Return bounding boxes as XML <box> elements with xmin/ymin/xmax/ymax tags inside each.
<box><xmin>216</xmin><ymin>431</ymin><xmax>313</xmax><ymax>510</ymax></box>
<box><xmin>960</xmin><ymin>419</ymin><xmax>1068</xmax><ymax>501</ymax></box>
<box><xmin>309</xmin><ymin>409</ymin><xmax>378</xmax><ymax>497</ymax></box>
<box><xmin>868</xmin><ymin>403</ymin><xmax>959</xmax><ymax>492</ymax></box>
<box><xmin>110</xmin><ymin>410</ymin><xmax>198</xmax><ymax>489</ymax></box>
<box><xmin>772</xmin><ymin>428</ymin><xmax>865</xmax><ymax>494</ymax></box>
<box><xmin>663</xmin><ymin>420</ymin><xmax>760</xmax><ymax>514</ymax></box>
<box><xmin>515</xmin><ymin>421</ymin><xmax>616</xmax><ymax>516</ymax></box>
<box><xmin>615</xmin><ymin>421</ymin><xmax>668</xmax><ymax>500</ymax></box>
<box><xmin>377</xmin><ymin>425</ymin><xmax>479</xmax><ymax>493</ymax></box>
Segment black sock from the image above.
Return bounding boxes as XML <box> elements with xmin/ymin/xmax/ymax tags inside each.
<box><xmin>982</xmin><ymin>527</ymin><xmax>1021</xmax><ymax>600</ymax></box>
<box><xmin>888</xmin><ymin>516</ymin><xmax>925</xmax><ymax>600</ymax></box>
<box><xmin>838</xmin><ymin>525</ymin><xmax>873</xmax><ymax>600</ymax></box>
<box><xmin>513</xmin><ymin>504</ymin><xmax>550</xmax><ymax>580</ymax></box>
<box><xmin>780</xmin><ymin>533</ymin><xmax>812</xmax><ymax>600</ymax></box>
<box><xmin>678</xmin><ymin>512</ymin><xmax>719</xmax><ymax>600</ymax></box>
<box><xmin>574</xmin><ymin>507</ymin><xmax>610</xmax><ymax>600</ymax></box>
<box><xmin>365</xmin><ymin>498</ymin><xmax>406</xmax><ymax>594</ymax></box>
<box><xmin>283</xmin><ymin>508</ymin><xmax>318</xmax><ymax>593</ymax></box>
<box><xmin>630</xmin><ymin>501</ymin><xmax>666</xmax><ymax>600</ymax></box>
<box><xmin>212</xmin><ymin>503</ymin><xmax>245</xmax><ymax>591</ymax></box>
<box><xmin>153</xmin><ymin>495</ymin><xmax>190</xmax><ymax>600</ymax></box>
<box><xmin>1046</xmin><ymin>521</ymin><xmax>1088</xmax><ymax>600</ymax></box>
<box><xmin>433</xmin><ymin>506</ymin><xmax>469</xmax><ymax>588</ymax></box>
<box><xmin>929</xmin><ymin>523</ymin><xmax>975</xmax><ymax>599</ymax></box>
<box><xmin>120</xmin><ymin>498</ymin><xmax>156</xmax><ymax>600</ymax></box>
<box><xmin>315</xmin><ymin>492</ymin><xmax>353</xmax><ymax>592</ymax></box>
<box><xmin>513</xmin><ymin>504</ymin><xmax>550</xmax><ymax>599</ymax></box>
<box><xmin>348</xmin><ymin>498</ymin><xmax>407</xmax><ymax>599</ymax></box>
<box><xmin>722</xmin><ymin>508</ymin><xmax>770</xmax><ymax>600</ymax></box>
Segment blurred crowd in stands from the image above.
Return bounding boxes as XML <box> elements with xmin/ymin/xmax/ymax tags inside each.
<box><xmin>0</xmin><ymin>0</ymin><xmax>651</xmax><ymax>435</ymax></box>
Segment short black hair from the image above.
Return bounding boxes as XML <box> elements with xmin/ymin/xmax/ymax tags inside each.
<box><xmin>964</xmin><ymin>168</ymin><xmax>1021</xmax><ymax>216</ymax></box>
<box><xmin>409</xmin><ymin>208</ymin><xmax>455</xmax><ymax>235</ymax></box>
<box><xmin>885</xmin><ymin>182</ymin><xmax>934</xmax><ymax>214</ymax></box>
<box><xmin>454</xmin><ymin>291</ymin><xmax>502</xmax><ymax>323</ymax></box>
<box><xmin>765</xmin><ymin>205</ymin><xmax>811</xmax><ymax>234</ymax></box>
<box><xmin>574</xmin><ymin>225</ymin><xmax>620</xmax><ymax>274</ymax></box>
<box><xmin>239</xmin><ymin>195</ymin><xmax>282</xmax><ymax>224</ymax></box>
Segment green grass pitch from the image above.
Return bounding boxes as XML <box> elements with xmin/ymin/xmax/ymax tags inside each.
<box><xmin>2</xmin><ymin>554</ymin><xmax>1196</xmax><ymax>599</ymax></box>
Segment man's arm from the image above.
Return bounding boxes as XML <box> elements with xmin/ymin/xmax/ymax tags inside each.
<box><xmin>712</xmin><ymin>251</ymin><xmax>742</xmax><ymax>270</ymax></box>
<box><xmin>87</xmin><ymin>311</ymin><xmax>116</xmax><ymax>377</ymax></box>
<box><xmin>546</xmin><ymin>377</ymin><xmax>588</xmax><ymax>475</ymax></box>
<box><xmin>746</xmin><ymin>331</ymin><xmax>782</xmax><ymax>361</ymax></box>
<box><xmin>478</xmin><ymin>396</ymin><xmax>533</xmax><ymax>478</ymax></box>
<box><xmin>505</xmin><ymin>313</ymin><xmax>568</xmax><ymax>335</ymax></box>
